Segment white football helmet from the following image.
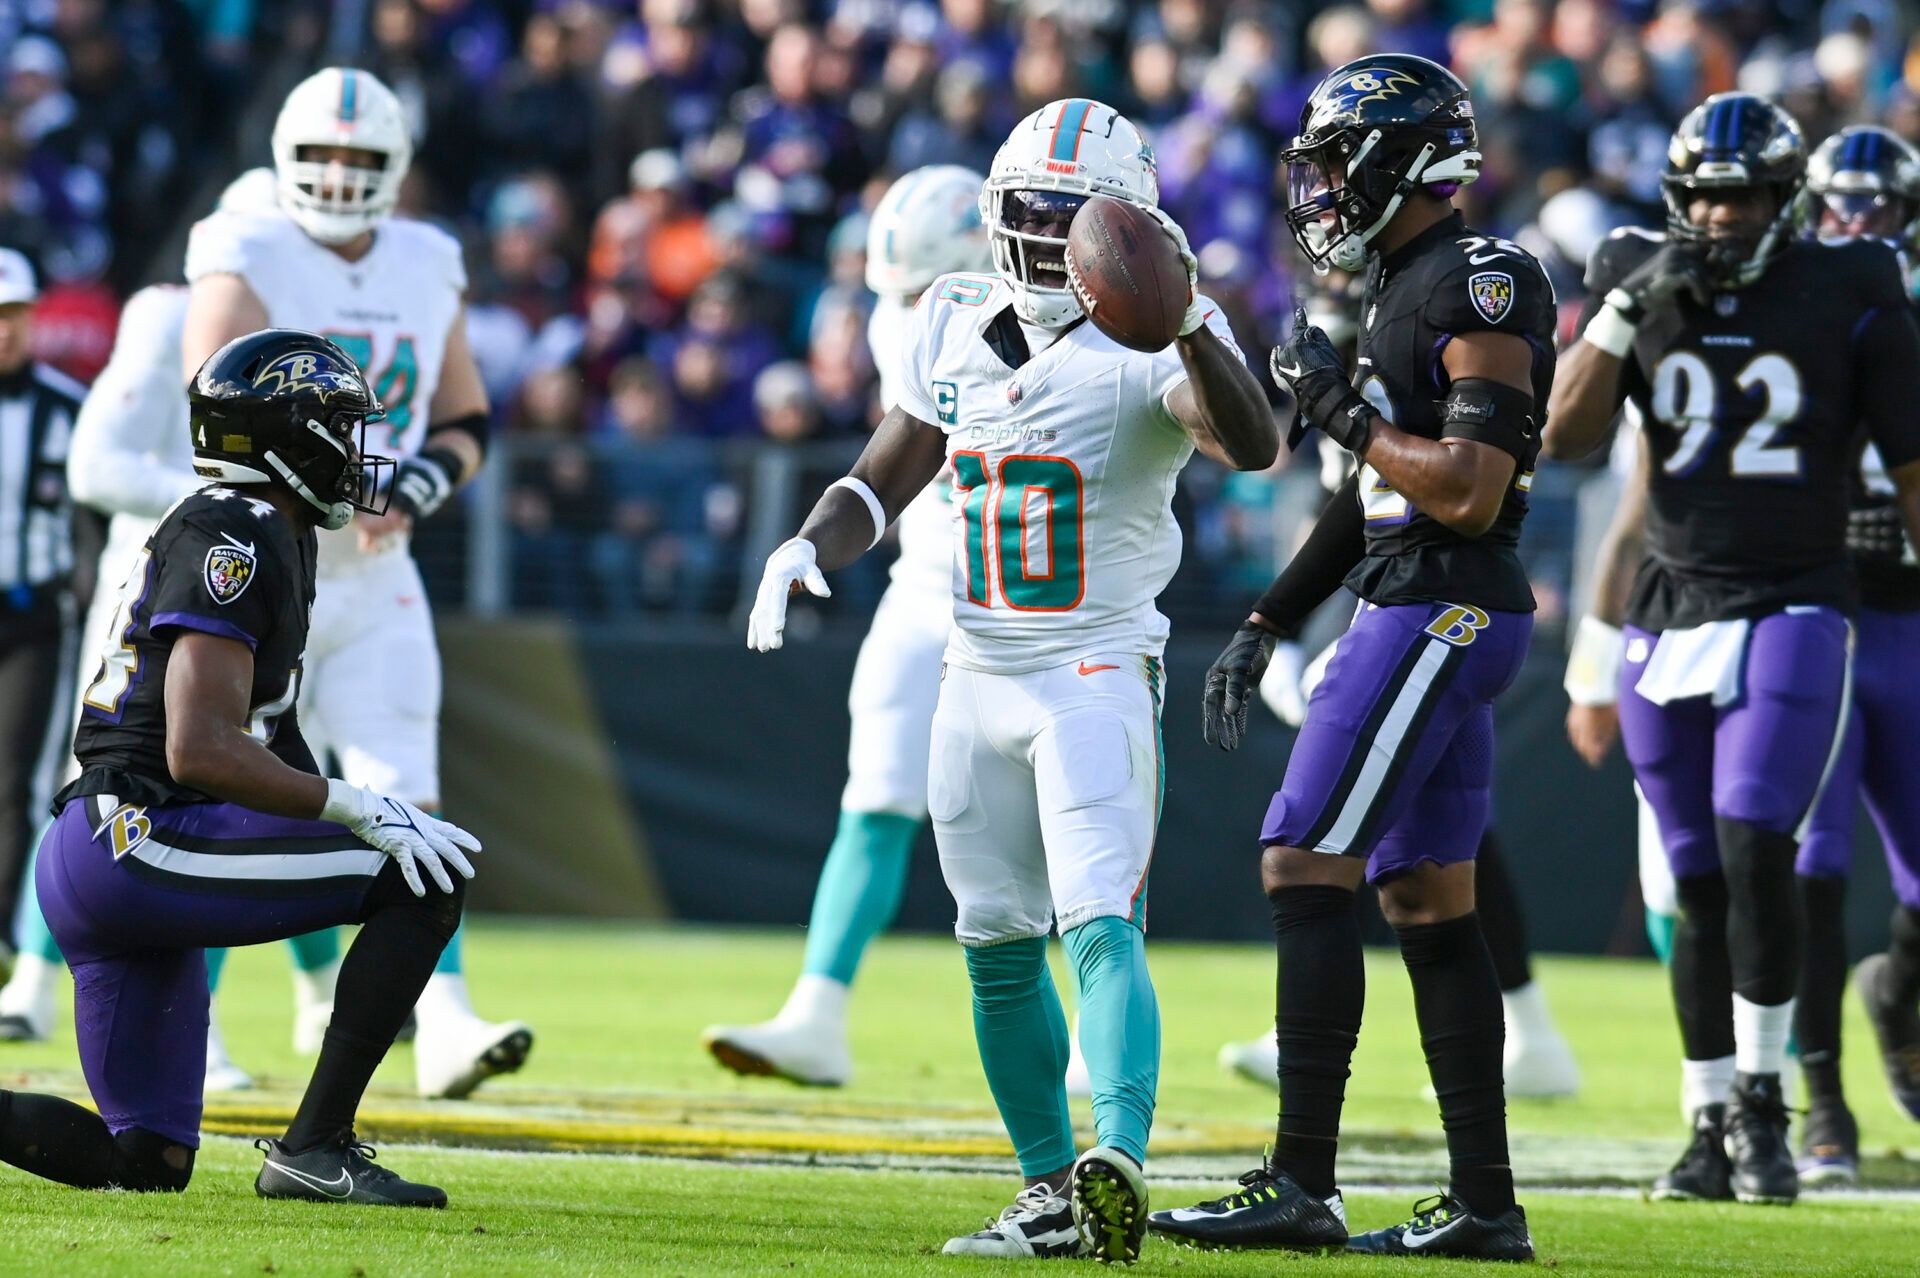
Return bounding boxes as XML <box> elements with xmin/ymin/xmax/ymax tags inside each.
<box><xmin>271</xmin><ymin>67</ymin><xmax>413</xmax><ymax>245</ymax></box>
<box><xmin>982</xmin><ymin>99</ymin><xmax>1160</xmax><ymax>325</ymax></box>
<box><xmin>865</xmin><ymin>165</ymin><xmax>990</xmax><ymax>298</ymax></box>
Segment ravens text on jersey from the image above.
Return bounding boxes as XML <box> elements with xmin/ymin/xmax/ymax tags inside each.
<box><xmin>62</xmin><ymin>488</ymin><xmax>319</xmax><ymax>809</ymax></box>
<box><xmin>1579</xmin><ymin>228</ymin><xmax>1920</xmax><ymax>631</ymax></box>
<box><xmin>1345</xmin><ymin>213</ymin><xmax>1557</xmax><ymax>613</ymax></box>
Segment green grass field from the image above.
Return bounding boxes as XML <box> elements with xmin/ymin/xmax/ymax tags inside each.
<box><xmin>2</xmin><ymin>919</ymin><xmax>1917</xmax><ymax>1275</ymax></box>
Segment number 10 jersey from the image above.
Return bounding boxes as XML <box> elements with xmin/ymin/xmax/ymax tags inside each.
<box><xmin>893</xmin><ymin>273</ymin><xmax>1241</xmax><ymax>675</ymax></box>
<box><xmin>1581</xmin><ymin>228</ymin><xmax>1920</xmax><ymax>630</ymax></box>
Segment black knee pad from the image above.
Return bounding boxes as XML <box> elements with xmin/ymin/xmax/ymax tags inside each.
<box><xmin>364</xmin><ymin>861</ymin><xmax>467</xmax><ymax>942</ymax></box>
<box><xmin>109</xmin><ymin>1128</ymin><xmax>194</xmax><ymax>1193</ymax></box>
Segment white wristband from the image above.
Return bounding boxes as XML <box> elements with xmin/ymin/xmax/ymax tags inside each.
<box><xmin>828</xmin><ymin>476</ymin><xmax>887</xmax><ymax>550</ymax></box>
<box><xmin>1564</xmin><ymin>615</ymin><xmax>1624</xmax><ymax>706</ymax></box>
<box><xmin>1582</xmin><ymin>303</ymin><xmax>1638</xmax><ymax>360</ymax></box>
<box><xmin>320</xmin><ymin>778</ymin><xmax>367</xmax><ymax>826</ymax></box>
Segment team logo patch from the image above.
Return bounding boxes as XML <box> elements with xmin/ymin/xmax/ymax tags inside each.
<box><xmin>204</xmin><ymin>541</ymin><xmax>257</xmax><ymax>606</ymax></box>
<box><xmin>251</xmin><ymin>350</ymin><xmax>362</xmax><ymax>399</ymax></box>
<box><xmin>1468</xmin><ymin>271</ymin><xmax>1514</xmax><ymax>324</ymax></box>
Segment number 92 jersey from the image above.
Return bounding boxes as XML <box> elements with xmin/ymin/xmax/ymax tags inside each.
<box><xmin>1348</xmin><ymin>216</ymin><xmax>1556</xmax><ymax>615</ymax></box>
<box><xmin>63</xmin><ymin>489</ymin><xmax>319</xmax><ymax>809</ymax></box>
<box><xmin>185</xmin><ymin>208</ymin><xmax>464</xmax><ymax>466</ymax></box>
<box><xmin>1581</xmin><ymin>228</ymin><xmax>1920</xmax><ymax>631</ymax></box>
<box><xmin>892</xmin><ymin>272</ymin><xmax>1241</xmax><ymax>674</ymax></box>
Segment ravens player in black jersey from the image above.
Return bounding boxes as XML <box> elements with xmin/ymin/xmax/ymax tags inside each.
<box><xmin>0</xmin><ymin>330</ymin><xmax>480</xmax><ymax>1207</ymax></box>
<box><xmin>1546</xmin><ymin>96</ymin><xmax>1920</xmax><ymax>1206</ymax></box>
<box><xmin>1789</xmin><ymin>124</ymin><xmax>1920</xmax><ymax>1181</ymax></box>
<box><xmin>1153</xmin><ymin>54</ymin><xmax>1548</xmax><ymax>1260</ymax></box>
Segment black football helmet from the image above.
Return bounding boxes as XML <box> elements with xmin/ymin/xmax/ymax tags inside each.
<box><xmin>1662</xmin><ymin>93</ymin><xmax>1806</xmax><ymax>288</ymax></box>
<box><xmin>1802</xmin><ymin>124</ymin><xmax>1920</xmax><ymax>253</ymax></box>
<box><xmin>1280</xmin><ymin>54</ymin><xmax>1481</xmax><ymax>273</ymax></box>
<box><xmin>189</xmin><ymin>329</ymin><xmax>390</xmax><ymax>531</ymax></box>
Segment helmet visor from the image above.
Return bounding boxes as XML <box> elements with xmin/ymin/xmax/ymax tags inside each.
<box><xmin>997</xmin><ymin>190</ymin><xmax>1089</xmax><ymax>291</ymax></box>
<box><xmin>1282</xmin><ymin>147</ymin><xmax>1348</xmax><ymax>267</ymax></box>
<box><xmin>1819</xmin><ymin>190</ymin><xmax>1906</xmax><ymax>239</ymax></box>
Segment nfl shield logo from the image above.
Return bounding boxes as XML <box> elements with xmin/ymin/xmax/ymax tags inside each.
<box><xmin>204</xmin><ymin>541</ymin><xmax>257</xmax><ymax>606</ymax></box>
<box><xmin>1468</xmin><ymin>271</ymin><xmax>1514</xmax><ymax>324</ymax></box>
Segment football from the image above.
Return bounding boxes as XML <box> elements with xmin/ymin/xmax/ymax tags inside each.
<box><xmin>1064</xmin><ymin>195</ymin><xmax>1190</xmax><ymax>352</ymax></box>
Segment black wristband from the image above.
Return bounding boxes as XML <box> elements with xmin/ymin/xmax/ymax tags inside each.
<box><xmin>1252</xmin><ymin>474</ymin><xmax>1365</xmax><ymax>637</ymax></box>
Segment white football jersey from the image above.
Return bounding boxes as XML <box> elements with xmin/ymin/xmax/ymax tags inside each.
<box><xmin>66</xmin><ymin>284</ymin><xmax>201</xmax><ymax>585</ymax></box>
<box><xmin>894</xmin><ymin>272</ymin><xmax>1236</xmax><ymax>674</ymax></box>
<box><xmin>870</xmin><ymin>294</ymin><xmax>952</xmax><ymax>601</ymax></box>
<box><xmin>185</xmin><ymin>208</ymin><xmax>466</xmax><ymax>574</ymax></box>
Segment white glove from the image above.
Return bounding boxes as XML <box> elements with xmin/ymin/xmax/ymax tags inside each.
<box><xmin>1257</xmin><ymin>640</ymin><xmax>1309</xmax><ymax>727</ymax></box>
<box><xmin>322</xmin><ymin>779</ymin><xmax>479</xmax><ymax>897</ymax></box>
<box><xmin>1141</xmin><ymin>204</ymin><xmax>1205</xmax><ymax>336</ymax></box>
<box><xmin>747</xmin><ymin>537</ymin><xmax>830</xmax><ymax>652</ymax></box>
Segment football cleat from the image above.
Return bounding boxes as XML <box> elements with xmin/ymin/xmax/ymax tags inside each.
<box><xmin>0</xmin><ymin>1013</ymin><xmax>47</xmax><ymax>1043</ymax></box>
<box><xmin>1504</xmin><ymin>1026</ymin><xmax>1581</xmax><ymax>1099</ymax></box>
<box><xmin>1724</xmin><ymin>1072</ymin><xmax>1799</xmax><ymax>1205</ymax></box>
<box><xmin>702</xmin><ymin>1016</ymin><xmax>851</xmax><ymax>1087</ymax></box>
<box><xmin>205</xmin><ymin>1014</ymin><xmax>255</xmax><ymax>1092</ymax></box>
<box><xmin>1217</xmin><ymin>1031</ymin><xmax>1278</xmax><ymax>1089</ymax></box>
<box><xmin>254</xmin><ymin>1133</ymin><xmax>446</xmax><ymax>1207</ymax></box>
<box><xmin>1147</xmin><ymin>1166</ymin><xmax>1346</xmax><ymax>1251</ymax></box>
<box><xmin>1651</xmin><ymin>1104</ymin><xmax>1733</xmax><ymax>1202</ymax></box>
<box><xmin>1796</xmin><ymin>1098</ymin><xmax>1859</xmax><ymax>1186</ymax></box>
<box><xmin>415</xmin><ymin>1016</ymin><xmax>534</xmax><ymax>1100</ymax></box>
<box><xmin>1072</xmin><ymin>1146</ymin><xmax>1149</xmax><ymax>1265</ymax></box>
<box><xmin>1855</xmin><ymin>953</ymin><xmax>1920</xmax><ymax>1121</ymax></box>
<box><xmin>943</xmin><ymin>1181</ymin><xmax>1088</xmax><ymax>1258</ymax></box>
<box><xmin>1347</xmin><ymin>1193</ymin><xmax>1534</xmax><ymax>1261</ymax></box>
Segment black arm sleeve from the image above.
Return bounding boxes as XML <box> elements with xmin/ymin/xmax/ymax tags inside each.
<box><xmin>1253</xmin><ymin>475</ymin><xmax>1365</xmax><ymax>639</ymax></box>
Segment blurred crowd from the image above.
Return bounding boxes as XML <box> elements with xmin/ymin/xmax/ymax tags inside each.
<box><xmin>6</xmin><ymin>0</ymin><xmax>1919</xmax><ymax>618</ymax></box>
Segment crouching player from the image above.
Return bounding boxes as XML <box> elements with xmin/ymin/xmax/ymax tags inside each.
<box><xmin>0</xmin><ymin>331</ymin><xmax>478</xmax><ymax>1205</ymax></box>
<box><xmin>747</xmin><ymin>99</ymin><xmax>1276</xmax><ymax>1262</ymax></box>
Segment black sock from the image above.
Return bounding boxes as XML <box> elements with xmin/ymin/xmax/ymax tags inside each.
<box><xmin>1888</xmin><ymin>905</ymin><xmax>1920</xmax><ymax>1006</ymax></box>
<box><xmin>1796</xmin><ymin>874</ymin><xmax>1848</xmax><ymax>1106</ymax></box>
<box><xmin>1397</xmin><ymin>913</ymin><xmax>1514</xmax><ymax>1217</ymax></box>
<box><xmin>1268</xmin><ymin>884</ymin><xmax>1363</xmax><ymax>1200</ymax></box>
<box><xmin>0</xmin><ymin>1089</ymin><xmax>119</xmax><ymax>1188</ymax></box>
<box><xmin>1717</xmin><ymin>819</ymin><xmax>1800</xmax><ymax>1005</ymax></box>
<box><xmin>1472</xmin><ymin>831</ymin><xmax>1532</xmax><ymax>994</ymax></box>
<box><xmin>1672</xmin><ymin>871</ymin><xmax>1737</xmax><ymax>1062</ymax></box>
<box><xmin>284</xmin><ymin>875</ymin><xmax>463</xmax><ymax>1152</ymax></box>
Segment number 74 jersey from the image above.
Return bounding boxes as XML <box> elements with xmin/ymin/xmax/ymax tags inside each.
<box><xmin>893</xmin><ymin>273</ymin><xmax>1242</xmax><ymax>675</ymax></box>
<box><xmin>1581</xmin><ymin>228</ymin><xmax>1920</xmax><ymax>630</ymax></box>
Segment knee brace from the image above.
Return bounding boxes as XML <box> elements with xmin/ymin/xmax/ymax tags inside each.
<box><xmin>109</xmin><ymin>1127</ymin><xmax>194</xmax><ymax>1193</ymax></box>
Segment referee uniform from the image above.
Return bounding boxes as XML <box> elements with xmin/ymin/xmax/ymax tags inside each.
<box><xmin>0</xmin><ymin>248</ymin><xmax>81</xmax><ymax>947</ymax></box>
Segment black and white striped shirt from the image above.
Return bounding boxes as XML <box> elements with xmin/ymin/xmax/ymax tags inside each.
<box><xmin>0</xmin><ymin>362</ymin><xmax>83</xmax><ymax>603</ymax></box>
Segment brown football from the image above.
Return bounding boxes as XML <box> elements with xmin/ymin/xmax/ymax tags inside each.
<box><xmin>1065</xmin><ymin>195</ymin><xmax>1189</xmax><ymax>352</ymax></box>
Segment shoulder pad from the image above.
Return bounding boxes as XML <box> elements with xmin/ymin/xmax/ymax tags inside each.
<box><xmin>384</xmin><ymin>217</ymin><xmax>469</xmax><ymax>295</ymax></box>
<box><xmin>1425</xmin><ymin>242</ymin><xmax>1555</xmax><ymax>333</ymax></box>
<box><xmin>1583</xmin><ymin>226</ymin><xmax>1663</xmax><ymax>295</ymax></box>
<box><xmin>184</xmin><ymin>209</ymin><xmax>292</xmax><ymax>283</ymax></box>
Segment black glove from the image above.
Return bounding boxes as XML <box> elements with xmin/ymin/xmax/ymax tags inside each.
<box><xmin>1202</xmin><ymin>621</ymin><xmax>1276</xmax><ymax>751</ymax></box>
<box><xmin>1609</xmin><ymin>242</ymin><xmax>1712</xmax><ymax>321</ymax></box>
<box><xmin>1846</xmin><ymin>500</ymin><xmax>1907</xmax><ymax>561</ymax></box>
<box><xmin>391</xmin><ymin>449</ymin><xmax>458</xmax><ymax>521</ymax></box>
<box><xmin>1270</xmin><ymin>307</ymin><xmax>1373</xmax><ymax>454</ymax></box>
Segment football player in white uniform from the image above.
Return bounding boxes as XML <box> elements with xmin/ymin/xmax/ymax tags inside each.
<box><xmin>702</xmin><ymin>165</ymin><xmax>990</xmax><ymax>1088</ymax></box>
<box><xmin>0</xmin><ymin>172</ymin><xmax>351</xmax><ymax>1092</ymax></box>
<box><xmin>748</xmin><ymin>99</ymin><xmax>1277</xmax><ymax>1263</ymax></box>
<box><xmin>178</xmin><ymin>68</ymin><xmax>530</xmax><ymax>1101</ymax></box>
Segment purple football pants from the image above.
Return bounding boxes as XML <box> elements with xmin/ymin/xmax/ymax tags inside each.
<box><xmin>36</xmin><ymin>796</ymin><xmax>392</xmax><ymax>1146</ymax></box>
<box><xmin>1261</xmin><ymin>601</ymin><xmax>1532</xmax><ymax>883</ymax></box>
<box><xmin>1620</xmin><ymin>608</ymin><xmax>1852</xmax><ymax>881</ymax></box>
<box><xmin>1799</xmin><ymin>607</ymin><xmax>1920</xmax><ymax>907</ymax></box>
